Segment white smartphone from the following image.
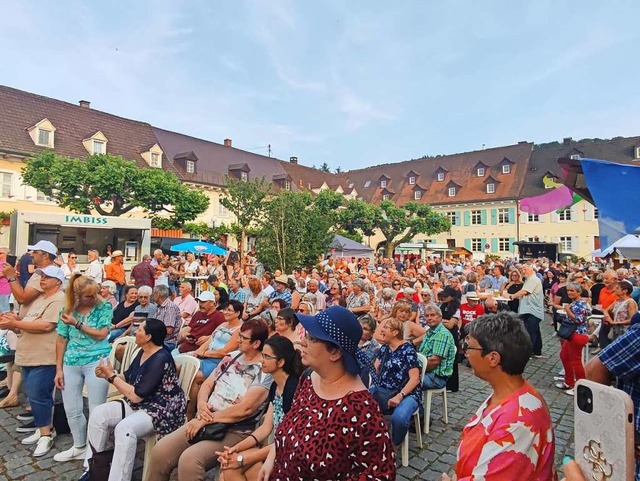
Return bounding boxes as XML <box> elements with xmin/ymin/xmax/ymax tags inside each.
<box><xmin>574</xmin><ymin>379</ymin><xmax>635</xmax><ymax>481</ymax></box>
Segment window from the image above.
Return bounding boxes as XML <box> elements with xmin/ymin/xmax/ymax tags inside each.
<box><xmin>594</xmin><ymin>207</ymin><xmax>599</xmax><ymax>219</ymax></box>
<box><xmin>409</xmin><ymin>176</ymin><xmax>416</xmax><ymax>185</ymax></box>
<box><xmin>150</xmin><ymin>152</ymin><xmax>161</xmax><ymax>167</ymax></box>
<box><xmin>560</xmin><ymin>236</ymin><xmax>573</xmax><ymax>251</ymax></box>
<box><xmin>0</xmin><ymin>173</ymin><xmax>12</xmax><ymax>198</ymax></box>
<box><xmin>348</xmin><ymin>182</ymin><xmax>354</xmax><ymax>188</ymax></box>
<box><xmin>380</xmin><ymin>180</ymin><xmax>387</xmax><ymax>189</ymax></box>
<box><xmin>528</xmin><ymin>213</ymin><xmax>539</xmax><ymax>222</ymax></box>
<box><xmin>284</xmin><ymin>180</ymin><xmax>291</xmax><ymax>191</ymax></box>
<box><xmin>36</xmin><ymin>190</ymin><xmax>51</xmax><ymax>202</ymax></box>
<box><xmin>448</xmin><ymin>187</ymin><xmax>456</xmax><ymax>197</ymax></box>
<box><xmin>477</xmin><ymin>167</ymin><xmax>485</xmax><ymax>177</ymax></box>
<box><xmin>570</xmin><ymin>154</ymin><xmax>581</xmax><ymax>160</ymax></box>
<box><xmin>186</xmin><ymin>160</ymin><xmax>195</xmax><ymax>173</ymax></box>
<box><xmin>558</xmin><ymin>208</ymin><xmax>572</xmax><ymax>221</ymax></box>
<box><xmin>446</xmin><ymin>211</ymin><xmax>458</xmax><ymax>225</ymax></box>
<box><xmin>471</xmin><ymin>210</ymin><xmax>482</xmax><ymax>225</ymax></box>
<box><xmin>218</xmin><ymin>201</ymin><xmax>228</xmax><ymax>216</ymax></box>
<box><xmin>38</xmin><ymin>129</ymin><xmax>52</xmax><ymax>147</ymax></box>
<box><xmin>382</xmin><ymin>193</ymin><xmax>390</xmax><ymax>201</ymax></box>
<box><xmin>241</xmin><ymin>171</ymin><xmax>248</xmax><ymax>182</ymax></box>
<box><xmin>414</xmin><ymin>190</ymin><xmax>421</xmax><ymax>200</ymax></box>
<box><xmin>437</xmin><ymin>172</ymin><xmax>445</xmax><ymax>182</ymax></box>
<box><xmin>498</xmin><ymin>238</ymin><xmax>510</xmax><ymax>251</ymax></box>
<box><xmin>471</xmin><ymin>238</ymin><xmax>482</xmax><ymax>251</ymax></box>
<box><xmin>92</xmin><ymin>140</ymin><xmax>106</xmax><ymax>155</ymax></box>
<box><xmin>486</xmin><ymin>183</ymin><xmax>495</xmax><ymax>194</ymax></box>
<box><xmin>498</xmin><ymin>208</ymin><xmax>510</xmax><ymax>224</ymax></box>
<box><xmin>502</xmin><ymin>164</ymin><xmax>511</xmax><ymax>174</ymax></box>
<box><xmin>364</xmin><ymin>181</ymin><xmax>371</xmax><ymax>188</ymax></box>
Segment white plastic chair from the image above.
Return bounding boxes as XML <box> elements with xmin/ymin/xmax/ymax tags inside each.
<box><xmin>142</xmin><ymin>355</ymin><xmax>200</xmax><ymax>481</ymax></box>
<box><xmin>422</xmin><ymin>345</ymin><xmax>452</xmax><ymax>435</ymax></box>
<box><xmin>83</xmin><ymin>336</ymin><xmax>139</xmax><ymax>400</ymax></box>
<box><xmin>400</xmin><ymin>353</ymin><xmax>426</xmax><ymax>467</ymax></box>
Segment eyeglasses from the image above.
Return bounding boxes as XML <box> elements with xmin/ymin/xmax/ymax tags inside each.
<box><xmin>238</xmin><ymin>333</ymin><xmax>252</xmax><ymax>342</ymax></box>
<box><xmin>70</xmin><ymin>256</ymin><xmax>77</xmax><ymax>259</ymax></box>
<box><xmin>297</xmin><ymin>309</ymin><xmax>309</xmax><ymax>313</ymax></box>
<box><xmin>138</xmin><ymin>295</ymin><xmax>150</xmax><ymax>299</ymax></box>
<box><xmin>461</xmin><ymin>339</ymin><xmax>484</xmax><ymax>353</ymax></box>
<box><xmin>262</xmin><ymin>352</ymin><xmax>279</xmax><ymax>361</ymax></box>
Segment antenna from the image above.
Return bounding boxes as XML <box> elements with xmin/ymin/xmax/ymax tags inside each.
<box><xmin>268</xmin><ymin>144</ymin><xmax>272</xmax><ymax>157</ymax></box>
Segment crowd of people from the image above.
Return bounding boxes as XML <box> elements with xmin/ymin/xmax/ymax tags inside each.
<box><xmin>1</xmin><ymin>241</ymin><xmax>639</xmax><ymax>480</ymax></box>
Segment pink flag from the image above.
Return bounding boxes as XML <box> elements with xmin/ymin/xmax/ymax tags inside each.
<box><xmin>519</xmin><ymin>186</ymin><xmax>574</xmax><ymax>215</ymax></box>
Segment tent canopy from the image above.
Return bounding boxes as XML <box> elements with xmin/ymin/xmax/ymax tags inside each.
<box><xmin>329</xmin><ymin>235</ymin><xmax>374</xmax><ymax>258</ymax></box>
<box><xmin>593</xmin><ymin>234</ymin><xmax>640</xmax><ymax>258</ymax></box>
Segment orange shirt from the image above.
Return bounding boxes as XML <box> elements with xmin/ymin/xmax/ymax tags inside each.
<box><xmin>105</xmin><ymin>262</ymin><xmax>126</xmax><ymax>285</ymax></box>
<box><xmin>598</xmin><ymin>287</ymin><xmax>619</xmax><ymax>309</ymax></box>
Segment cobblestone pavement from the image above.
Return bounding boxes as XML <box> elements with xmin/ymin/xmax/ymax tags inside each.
<box><xmin>0</xmin><ymin>317</ymin><xmax>573</xmax><ymax>481</ymax></box>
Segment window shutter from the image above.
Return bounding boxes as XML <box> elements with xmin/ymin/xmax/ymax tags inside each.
<box><xmin>481</xmin><ymin>238</ymin><xmax>488</xmax><ymax>251</ymax></box>
<box><xmin>573</xmin><ymin>236</ymin><xmax>580</xmax><ymax>253</ymax></box>
<box><xmin>551</xmin><ymin>211</ymin><xmax>559</xmax><ymax>222</ymax></box>
<box><xmin>584</xmin><ymin>205</ymin><xmax>593</xmax><ymax>221</ymax></box>
<box><xmin>509</xmin><ymin>237</ymin><xmax>516</xmax><ymax>252</ymax></box>
<box><xmin>463</xmin><ymin>211</ymin><xmax>471</xmax><ymax>226</ymax></box>
<box><xmin>521</xmin><ymin>213</ymin><xmax>527</xmax><ymax>224</ymax></box>
<box><xmin>508</xmin><ymin>207</ymin><xmax>516</xmax><ymax>224</ymax></box>
<box><xmin>490</xmin><ymin>208</ymin><xmax>497</xmax><ymax>225</ymax></box>
<box><xmin>480</xmin><ymin>209</ymin><xmax>487</xmax><ymax>225</ymax></box>
<box><xmin>539</xmin><ymin>213</ymin><xmax>545</xmax><ymax>223</ymax></box>
<box><xmin>455</xmin><ymin>211</ymin><xmax>462</xmax><ymax>226</ymax></box>
<box><xmin>491</xmin><ymin>238</ymin><xmax>498</xmax><ymax>252</ymax></box>
<box><xmin>464</xmin><ymin>239</ymin><xmax>472</xmax><ymax>251</ymax></box>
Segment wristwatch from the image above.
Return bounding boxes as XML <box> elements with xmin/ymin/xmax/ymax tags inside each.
<box><xmin>236</xmin><ymin>454</ymin><xmax>244</xmax><ymax>467</ymax></box>
<box><xmin>107</xmin><ymin>374</ymin><xmax>117</xmax><ymax>384</ymax></box>
<box><xmin>7</xmin><ymin>276</ymin><xmax>16</xmax><ymax>283</ymax></box>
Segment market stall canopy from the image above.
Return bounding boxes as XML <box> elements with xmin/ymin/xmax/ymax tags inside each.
<box><xmin>170</xmin><ymin>240</ymin><xmax>227</xmax><ymax>256</ymax></box>
<box><xmin>594</xmin><ymin>234</ymin><xmax>640</xmax><ymax>258</ymax></box>
<box><xmin>329</xmin><ymin>235</ymin><xmax>374</xmax><ymax>258</ymax></box>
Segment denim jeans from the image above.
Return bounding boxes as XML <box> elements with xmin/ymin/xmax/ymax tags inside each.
<box><xmin>370</xmin><ymin>386</ymin><xmax>420</xmax><ymax>446</ymax></box>
<box><xmin>22</xmin><ymin>365</ymin><xmax>56</xmax><ymax>428</ymax></box>
<box><xmin>61</xmin><ymin>361</ymin><xmax>109</xmax><ymax>447</ymax></box>
<box><xmin>109</xmin><ymin>327</ymin><xmax>127</xmax><ymax>343</ymax></box>
<box><xmin>521</xmin><ymin>313</ymin><xmax>543</xmax><ymax>356</ymax></box>
<box><xmin>0</xmin><ymin>294</ymin><xmax>10</xmax><ymax>313</ymax></box>
<box><xmin>422</xmin><ymin>372</ymin><xmax>448</xmax><ymax>390</ymax></box>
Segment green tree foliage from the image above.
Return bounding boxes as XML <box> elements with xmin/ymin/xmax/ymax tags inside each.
<box><xmin>22</xmin><ymin>151</ymin><xmax>209</xmax><ymax>227</ymax></box>
<box><xmin>182</xmin><ymin>222</ymin><xmax>213</xmax><ymax>239</ymax></box>
<box><xmin>256</xmin><ymin>191</ymin><xmax>333</xmax><ymax>272</ymax></box>
<box><xmin>220</xmin><ymin>175</ymin><xmax>272</xmax><ymax>256</ymax></box>
<box><xmin>338</xmin><ymin>199</ymin><xmax>383</xmax><ymax>237</ymax></box>
<box><xmin>319</xmin><ymin>162</ymin><xmax>331</xmax><ymax>173</ymax></box>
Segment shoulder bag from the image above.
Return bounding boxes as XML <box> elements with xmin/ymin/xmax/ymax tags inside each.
<box><xmin>557</xmin><ymin>320</ymin><xmax>578</xmax><ymax>340</ymax></box>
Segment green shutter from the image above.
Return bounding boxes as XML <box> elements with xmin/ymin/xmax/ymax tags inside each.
<box><xmin>509</xmin><ymin>237</ymin><xmax>516</xmax><ymax>252</ymax></box>
<box><xmin>508</xmin><ymin>207</ymin><xmax>516</xmax><ymax>224</ymax></box>
<box><xmin>480</xmin><ymin>209</ymin><xmax>487</xmax><ymax>225</ymax></box>
<box><xmin>463</xmin><ymin>211</ymin><xmax>471</xmax><ymax>226</ymax></box>
<box><xmin>455</xmin><ymin>210</ymin><xmax>462</xmax><ymax>226</ymax></box>
<box><xmin>490</xmin><ymin>208</ymin><xmax>497</xmax><ymax>225</ymax></box>
<box><xmin>464</xmin><ymin>238</ymin><xmax>471</xmax><ymax>250</ymax></box>
<box><xmin>481</xmin><ymin>238</ymin><xmax>488</xmax><ymax>251</ymax></box>
<box><xmin>491</xmin><ymin>238</ymin><xmax>498</xmax><ymax>252</ymax></box>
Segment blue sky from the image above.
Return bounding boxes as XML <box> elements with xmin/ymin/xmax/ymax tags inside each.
<box><xmin>2</xmin><ymin>1</ymin><xmax>639</xmax><ymax>171</ymax></box>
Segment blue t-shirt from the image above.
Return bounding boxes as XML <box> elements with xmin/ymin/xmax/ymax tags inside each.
<box><xmin>56</xmin><ymin>301</ymin><xmax>113</xmax><ymax>366</ymax></box>
<box><xmin>18</xmin><ymin>253</ymin><xmax>33</xmax><ymax>288</ymax></box>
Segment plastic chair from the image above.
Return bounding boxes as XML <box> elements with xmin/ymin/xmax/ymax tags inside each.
<box><xmin>83</xmin><ymin>337</ymin><xmax>139</xmax><ymax>400</ymax></box>
<box><xmin>142</xmin><ymin>355</ymin><xmax>200</xmax><ymax>481</ymax></box>
<box><xmin>422</xmin><ymin>347</ymin><xmax>451</xmax><ymax>435</ymax></box>
<box><xmin>400</xmin><ymin>353</ymin><xmax>426</xmax><ymax>466</ymax></box>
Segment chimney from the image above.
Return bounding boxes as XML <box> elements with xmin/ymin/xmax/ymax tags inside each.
<box><xmin>224</xmin><ymin>138</ymin><xmax>232</xmax><ymax>148</ymax></box>
<box><xmin>79</xmin><ymin>100</ymin><xmax>91</xmax><ymax>108</ymax></box>
<box><xmin>563</xmin><ymin>137</ymin><xmax>572</xmax><ymax>146</ymax></box>
<box><xmin>290</xmin><ymin>156</ymin><xmax>298</xmax><ymax>164</ymax></box>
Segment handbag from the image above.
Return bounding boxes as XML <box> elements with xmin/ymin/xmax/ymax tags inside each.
<box><xmin>52</xmin><ymin>402</ymin><xmax>70</xmax><ymax>435</ymax></box>
<box><xmin>88</xmin><ymin>400</ymin><xmax>126</xmax><ymax>481</ymax></box>
<box><xmin>557</xmin><ymin>320</ymin><xmax>578</xmax><ymax>340</ymax></box>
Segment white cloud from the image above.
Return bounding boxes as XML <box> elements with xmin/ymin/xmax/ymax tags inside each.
<box><xmin>337</xmin><ymin>89</ymin><xmax>393</xmax><ymax>131</ymax></box>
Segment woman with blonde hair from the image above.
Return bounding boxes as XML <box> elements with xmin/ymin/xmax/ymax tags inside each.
<box><xmin>374</xmin><ymin>300</ymin><xmax>425</xmax><ymax>344</ymax></box>
<box><xmin>53</xmin><ymin>274</ymin><xmax>113</xmax><ymax>462</ymax></box>
<box><xmin>243</xmin><ymin>276</ymin><xmax>267</xmax><ymax>320</ymax></box>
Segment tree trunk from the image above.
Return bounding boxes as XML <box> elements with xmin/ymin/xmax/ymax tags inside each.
<box><xmin>385</xmin><ymin>242</ymin><xmax>396</xmax><ymax>259</ymax></box>
<box><xmin>240</xmin><ymin>228</ymin><xmax>246</xmax><ymax>260</ymax></box>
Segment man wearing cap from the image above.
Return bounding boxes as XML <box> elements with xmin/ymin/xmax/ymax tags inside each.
<box><xmin>173</xmin><ymin>282</ymin><xmax>199</xmax><ymax>323</ymax></box>
<box><xmin>177</xmin><ymin>291</ymin><xmax>224</xmax><ymax>354</ymax></box>
<box><xmin>104</xmin><ymin>250</ymin><xmax>126</xmax><ymax>302</ymax></box>
<box><xmin>266</xmin><ymin>275</ymin><xmax>292</xmax><ymax>308</ymax></box>
<box><xmin>459</xmin><ymin>293</ymin><xmax>486</xmax><ymax>338</ymax></box>
<box><xmin>84</xmin><ymin>249</ymin><xmax>104</xmax><ymax>284</ymax></box>
<box><xmin>0</xmin><ymin>265</ymin><xmax>66</xmax><ymax>456</ymax></box>
<box><xmin>3</xmin><ymin>240</ymin><xmax>57</xmax><ymax>318</ymax></box>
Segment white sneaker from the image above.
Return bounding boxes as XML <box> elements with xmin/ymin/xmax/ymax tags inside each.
<box><xmin>565</xmin><ymin>388</ymin><xmax>575</xmax><ymax>396</ymax></box>
<box><xmin>33</xmin><ymin>435</ymin><xmax>54</xmax><ymax>457</ymax></box>
<box><xmin>21</xmin><ymin>429</ymin><xmax>56</xmax><ymax>445</ymax></box>
<box><xmin>553</xmin><ymin>376</ymin><xmax>565</xmax><ymax>381</ymax></box>
<box><xmin>558</xmin><ymin>368</ymin><xmax>565</xmax><ymax>376</ymax></box>
<box><xmin>53</xmin><ymin>445</ymin><xmax>86</xmax><ymax>462</ymax></box>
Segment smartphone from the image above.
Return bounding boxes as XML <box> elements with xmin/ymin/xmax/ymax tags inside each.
<box><xmin>132</xmin><ymin>311</ymin><xmax>148</xmax><ymax>327</ymax></box>
<box><xmin>574</xmin><ymin>379</ymin><xmax>635</xmax><ymax>481</ymax></box>
<box><xmin>5</xmin><ymin>255</ymin><xmax>17</xmax><ymax>268</ymax></box>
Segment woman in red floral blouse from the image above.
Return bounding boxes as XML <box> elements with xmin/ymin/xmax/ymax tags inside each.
<box><xmin>259</xmin><ymin>306</ymin><xmax>395</xmax><ymax>481</ymax></box>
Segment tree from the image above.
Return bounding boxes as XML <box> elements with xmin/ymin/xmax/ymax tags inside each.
<box><xmin>182</xmin><ymin>222</ymin><xmax>213</xmax><ymax>239</ymax></box>
<box><xmin>339</xmin><ymin>200</ymin><xmax>451</xmax><ymax>258</ymax></box>
<box><xmin>220</xmin><ymin>175</ymin><xmax>272</xmax><ymax>257</ymax></box>
<box><xmin>256</xmin><ymin>191</ymin><xmax>333</xmax><ymax>272</ymax></box>
<box><xmin>22</xmin><ymin>151</ymin><xmax>209</xmax><ymax>226</ymax></box>
<box><xmin>319</xmin><ymin>162</ymin><xmax>331</xmax><ymax>173</ymax></box>
<box><xmin>334</xmin><ymin>166</ymin><xmax>342</xmax><ymax>173</ymax></box>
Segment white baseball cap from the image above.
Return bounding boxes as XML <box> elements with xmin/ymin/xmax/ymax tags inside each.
<box><xmin>196</xmin><ymin>291</ymin><xmax>216</xmax><ymax>302</ymax></box>
<box><xmin>27</xmin><ymin>240</ymin><xmax>58</xmax><ymax>256</ymax></box>
<box><xmin>35</xmin><ymin>265</ymin><xmax>65</xmax><ymax>283</ymax></box>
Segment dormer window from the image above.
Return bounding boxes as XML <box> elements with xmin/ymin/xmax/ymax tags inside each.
<box><xmin>570</xmin><ymin>154</ymin><xmax>581</xmax><ymax>160</ymax></box>
<box><xmin>448</xmin><ymin>187</ymin><xmax>456</xmax><ymax>197</ymax></box>
<box><xmin>477</xmin><ymin>167</ymin><xmax>485</xmax><ymax>177</ymax></box>
<box><xmin>409</xmin><ymin>176</ymin><xmax>416</xmax><ymax>185</ymax></box>
<box><xmin>486</xmin><ymin>183</ymin><xmax>495</xmax><ymax>194</ymax></box>
<box><xmin>28</xmin><ymin>119</ymin><xmax>56</xmax><ymax>148</ymax></box>
<box><xmin>241</xmin><ymin>171</ymin><xmax>248</xmax><ymax>182</ymax></box>
<box><xmin>414</xmin><ymin>190</ymin><xmax>422</xmax><ymax>200</ymax></box>
<box><xmin>141</xmin><ymin>144</ymin><xmax>164</xmax><ymax>168</ymax></box>
<box><xmin>437</xmin><ymin>172</ymin><xmax>445</xmax><ymax>182</ymax></box>
<box><xmin>380</xmin><ymin>180</ymin><xmax>387</xmax><ymax>189</ymax></box>
<box><xmin>83</xmin><ymin>131</ymin><xmax>108</xmax><ymax>156</ymax></box>
<box><xmin>284</xmin><ymin>180</ymin><xmax>291</xmax><ymax>190</ymax></box>
<box><xmin>635</xmin><ymin>147</ymin><xmax>640</xmax><ymax>160</ymax></box>
<box><xmin>92</xmin><ymin>139</ymin><xmax>106</xmax><ymax>155</ymax></box>
<box><xmin>150</xmin><ymin>153</ymin><xmax>161</xmax><ymax>167</ymax></box>
<box><xmin>382</xmin><ymin>193</ymin><xmax>390</xmax><ymax>201</ymax></box>
<box><xmin>502</xmin><ymin>164</ymin><xmax>511</xmax><ymax>174</ymax></box>
<box><xmin>364</xmin><ymin>181</ymin><xmax>371</xmax><ymax>188</ymax></box>
<box><xmin>186</xmin><ymin>160</ymin><xmax>195</xmax><ymax>173</ymax></box>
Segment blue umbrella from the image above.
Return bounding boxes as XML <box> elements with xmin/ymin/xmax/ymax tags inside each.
<box><xmin>170</xmin><ymin>241</ymin><xmax>227</xmax><ymax>256</ymax></box>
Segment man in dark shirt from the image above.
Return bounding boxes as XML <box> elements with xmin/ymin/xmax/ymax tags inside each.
<box><xmin>17</xmin><ymin>250</ymin><xmax>34</xmax><ymax>288</ymax></box>
<box><xmin>130</xmin><ymin>254</ymin><xmax>156</xmax><ymax>288</ymax></box>
<box><xmin>177</xmin><ymin>291</ymin><xmax>224</xmax><ymax>353</ymax></box>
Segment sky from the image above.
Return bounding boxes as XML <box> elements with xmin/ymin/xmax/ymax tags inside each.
<box><xmin>2</xmin><ymin>1</ymin><xmax>640</xmax><ymax>171</ymax></box>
